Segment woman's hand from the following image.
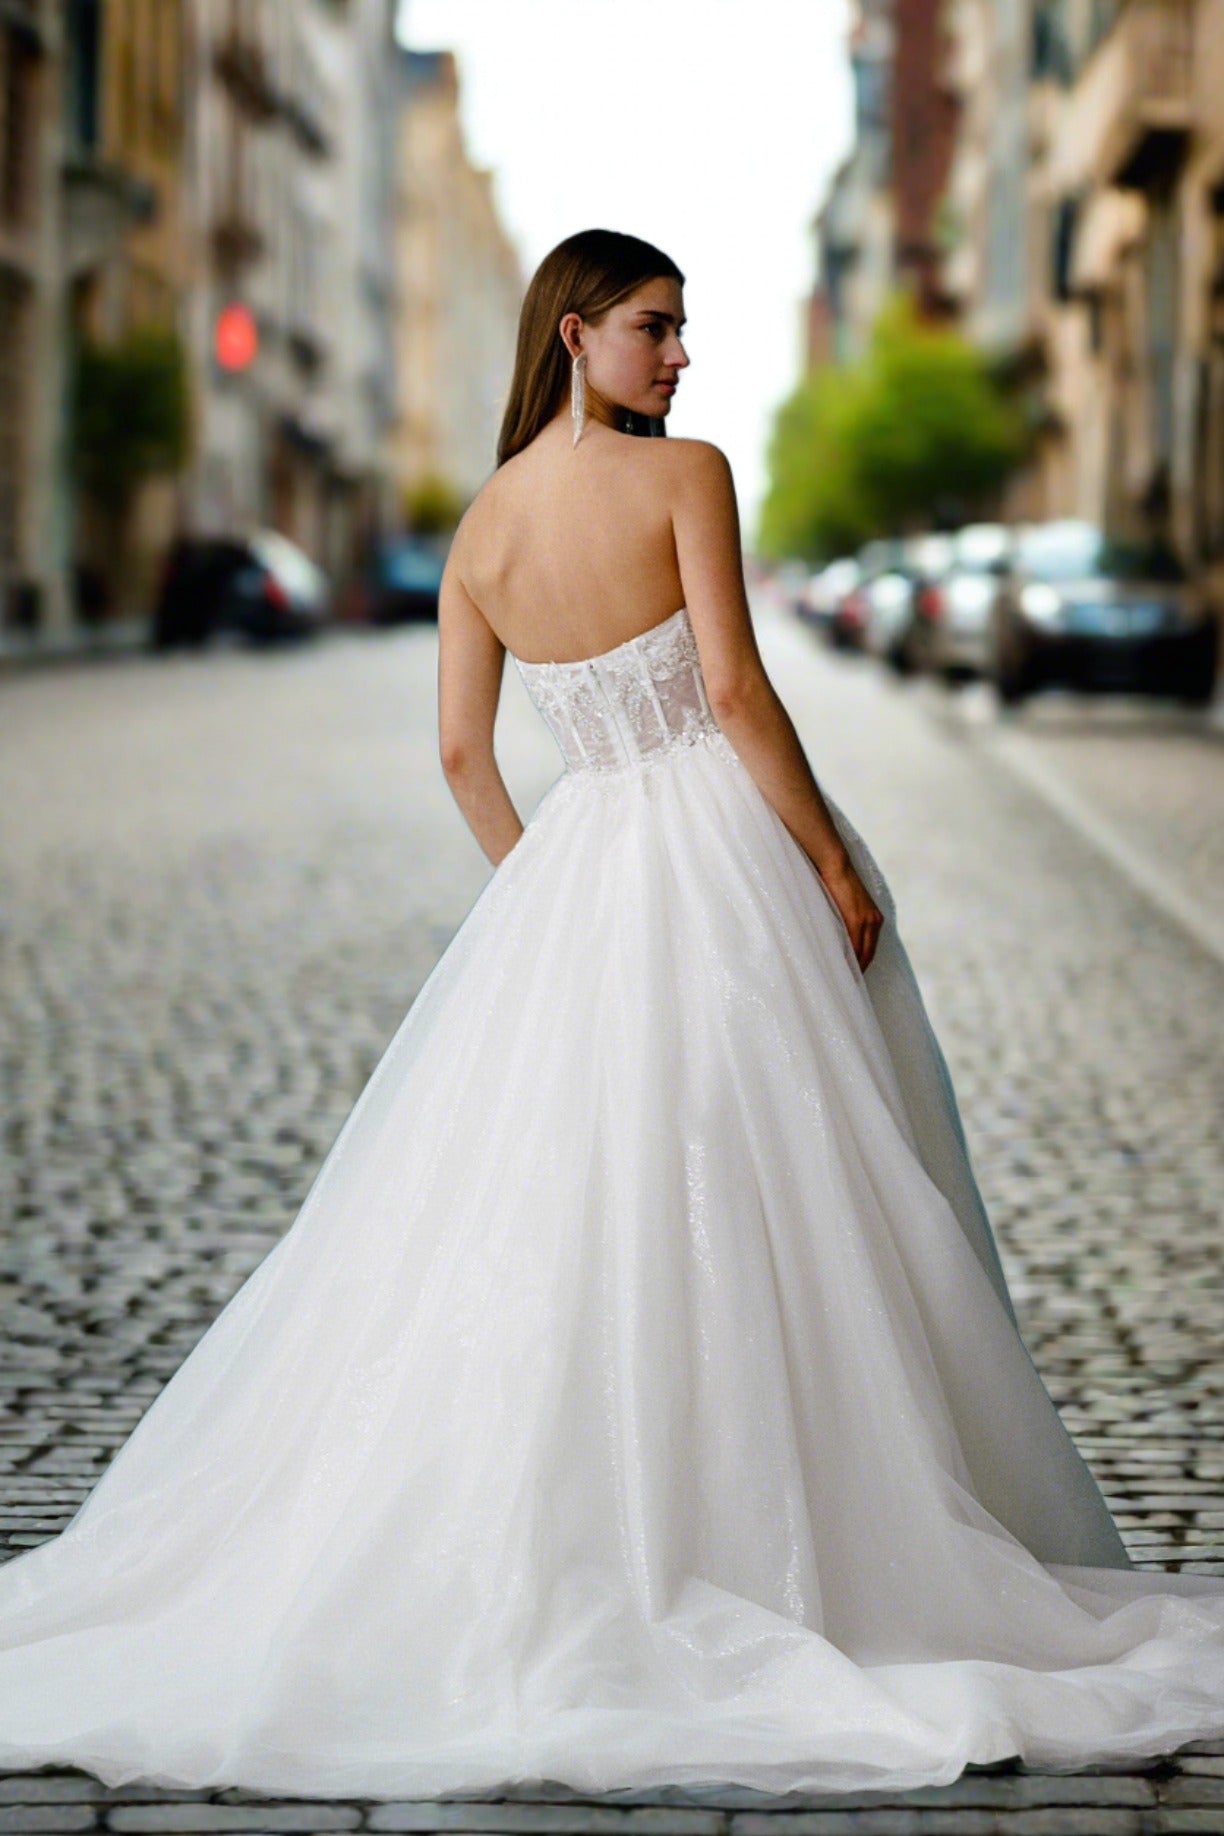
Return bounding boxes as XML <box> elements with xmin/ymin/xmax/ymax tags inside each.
<box><xmin>817</xmin><ymin>854</ymin><xmax>885</xmax><ymax>973</ymax></box>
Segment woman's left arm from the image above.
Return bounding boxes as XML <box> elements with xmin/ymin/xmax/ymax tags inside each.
<box><xmin>437</xmin><ymin>548</ymin><xmax>524</xmax><ymax>867</ymax></box>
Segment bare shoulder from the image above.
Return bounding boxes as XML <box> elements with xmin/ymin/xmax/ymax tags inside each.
<box><xmin>454</xmin><ymin>467</ymin><xmax>505</xmax><ymax>536</ymax></box>
<box><xmin>447</xmin><ymin>470</ymin><xmax>505</xmax><ymax>574</ymax></box>
<box><xmin>664</xmin><ymin>435</ymin><xmax>734</xmax><ymax>466</ymax></box>
<box><xmin>657</xmin><ymin>436</ymin><xmax>737</xmax><ymax>501</ymax></box>
<box><xmin>659</xmin><ymin>440</ymin><xmax>740</xmax><ymax>539</ymax></box>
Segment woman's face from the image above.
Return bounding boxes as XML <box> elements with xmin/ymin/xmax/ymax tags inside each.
<box><xmin>563</xmin><ymin>277</ymin><xmax>689</xmax><ymax>424</ymax></box>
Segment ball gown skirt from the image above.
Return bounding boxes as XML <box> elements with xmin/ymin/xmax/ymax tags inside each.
<box><xmin>0</xmin><ymin>604</ymin><xmax>1222</xmax><ymax>1800</ymax></box>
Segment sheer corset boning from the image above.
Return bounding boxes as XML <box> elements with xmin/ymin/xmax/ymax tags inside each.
<box><xmin>513</xmin><ymin>606</ymin><xmax>719</xmax><ymax>774</ymax></box>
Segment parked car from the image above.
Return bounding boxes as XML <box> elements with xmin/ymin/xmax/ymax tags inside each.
<box><xmin>989</xmin><ymin>520</ymin><xmax>1219</xmax><ymax>706</ymax></box>
<box><xmin>800</xmin><ymin>558</ymin><xmax>862</xmax><ymax>640</ymax></box>
<box><xmin>833</xmin><ymin>539</ymin><xmax>898</xmax><ymax>657</ymax></box>
<box><xmin>909</xmin><ymin>522</ymin><xmax>1017</xmax><ymax>682</ymax></box>
<box><xmin>771</xmin><ymin>557</ymin><xmax>812</xmax><ymax>615</ymax></box>
<box><xmin>860</xmin><ymin>534</ymin><xmax>956</xmax><ymax>674</ymax></box>
<box><xmin>354</xmin><ymin>535</ymin><xmax>449</xmax><ymax>625</ymax></box>
<box><xmin>153</xmin><ymin>530</ymin><xmax>329</xmax><ymax>649</ymax></box>
<box><xmin>829</xmin><ymin>581</ymin><xmax>869</xmax><ymax>650</ymax></box>
<box><xmin>826</xmin><ymin>540</ymin><xmax>899</xmax><ymax>652</ymax></box>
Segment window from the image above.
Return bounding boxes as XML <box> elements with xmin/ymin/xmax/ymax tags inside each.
<box><xmin>65</xmin><ymin>0</ymin><xmax>102</xmax><ymax>152</ymax></box>
<box><xmin>0</xmin><ymin>26</ymin><xmax>38</xmax><ymax>226</ymax></box>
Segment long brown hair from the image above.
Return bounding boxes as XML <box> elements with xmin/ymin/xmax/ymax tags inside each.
<box><xmin>496</xmin><ymin>228</ymin><xmax>685</xmax><ymax>468</ymax></box>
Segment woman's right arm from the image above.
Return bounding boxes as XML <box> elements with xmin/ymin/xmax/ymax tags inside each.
<box><xmin>670</xmin><ymin>440</ymin><xmax>885</xmax><ymax>972</ymax></box>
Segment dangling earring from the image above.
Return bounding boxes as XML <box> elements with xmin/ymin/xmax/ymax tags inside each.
<box><xmin>571</xmin><ymin>351</ymin><xmax>587</xmax><ymax>447</ymax></box>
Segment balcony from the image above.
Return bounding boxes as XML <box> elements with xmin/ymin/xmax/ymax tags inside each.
<box><xmin>1064</xmin><ymin>186</ymin><xmax>1146</xmax><ymax>296</ymax></box>
<box><xmin>61</xmin><ymin>153</ymin><xmax>155</xmax><ymax>279</ymax></box>
<box><xmin>286</xmin><ymin>314</ymin><xmax>327</xmax><ymax>373</ymax></box>
<box><xmin>1209</xmin><ymin>181</ymin><xmax>1224</xmax><ymax>316</ymax></box>
<box><xmin>213</xmin><ymin>30</ymin><xmax>279</xmax><ymax>121</ymax></box>
<box><xmin>1051</xmin><ymin>0</ymin><xmax>1194</xmax><ymax>193</ymax></box>
<box><xmin>1027</xmin><ymin>74</ymin><xmax>1063</xmax><ymax>162</ymax></box>
<box><xmin>211</xmin><ymin>204</ymin><xmax>265</xmax><ymax>271</ymax></box>
<box><xmin>0</xmin><ymin>2</ymin><xmax>46</xmax><ymax>49</ymax></box>
<box><xmin>282</xmin><ymin>93</ymin><xmax>330</xmax><ymax>157</ymax></box>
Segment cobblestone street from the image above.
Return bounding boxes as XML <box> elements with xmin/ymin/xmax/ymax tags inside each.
<box><xmin>1</xmin><ymin>595</ymin><xmax>1222</xmax><ymax>1832</ymax></box>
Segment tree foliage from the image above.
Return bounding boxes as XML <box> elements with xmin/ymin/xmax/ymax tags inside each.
<box><xmin>757</xmin><ymin>291</ymin><xmax>1028</xmax><ymax>563</ymax></box>
<box><xmin>70</xmin><ymin>324</ymin><xmax>191</xmax><ymax>515</ymax></box>
<box><xmin>403</xmin><ymin>471</ymin><xmax>466</xmax><ymax>536</ymax></box>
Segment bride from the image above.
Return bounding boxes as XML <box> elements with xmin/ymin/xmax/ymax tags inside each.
<box><xmin>1</xmin><ymin>226</ymin><xmax>1223</xmax><ymax>1802</ymax></box>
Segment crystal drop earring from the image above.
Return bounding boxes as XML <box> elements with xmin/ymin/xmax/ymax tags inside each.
<box><xmin>571</xmin><ymin>351</ymin><xmax>587</xmax><ymax>448</ymax></box>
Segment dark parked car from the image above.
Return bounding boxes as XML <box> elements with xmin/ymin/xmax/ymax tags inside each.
<box><xmin>989</xmin><ymin>520</ymin><xmax>1218</xmax><ymax>706</ymax></box>
<box><xmin>153</xmin><ymin>530</ymin><xmax>329</xmax><ymax>649</ymax></box>
<box><xmin>355</xmin><ymin>536</ymin><xmax>448</xmax><ymax>625</ymax></box>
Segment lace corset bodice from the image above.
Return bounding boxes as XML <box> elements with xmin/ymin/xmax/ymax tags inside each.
<box><xmin>512</xmin><ymin>605</ymin><xmax>722</xmax><ymax>775</ymax></box>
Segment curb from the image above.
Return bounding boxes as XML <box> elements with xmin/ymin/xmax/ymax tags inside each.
<box><xmin>0</xmin><ymin>623</ymin><xmax>152</xmax><ymax>678</ymax></box>
<box><xmin>984</xmin><ymin>726</ymin><xmax>1224</xmax><ymax>970</ymax></box>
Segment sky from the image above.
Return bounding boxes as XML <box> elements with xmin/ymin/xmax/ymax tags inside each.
<box><xmin>396</xmin><ymin>0</ymin><xmax>854</xmax><ymax>537</ymax></box>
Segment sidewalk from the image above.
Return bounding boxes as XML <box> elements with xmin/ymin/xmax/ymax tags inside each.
<box><xmin>0</xmin><ymin>619</ymin><xmax>151</xmax><ymax>676</ymax></box>
<box><xmin>927</xmin><ymin>676</ymin><xmax>1224</xmax><ymax>967</ymax></box>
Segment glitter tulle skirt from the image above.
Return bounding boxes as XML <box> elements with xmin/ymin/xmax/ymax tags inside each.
<box><xmin>1</xmin><ymin>721</ymin><xmax>1223</xmax><ymax>1798</ymax></box>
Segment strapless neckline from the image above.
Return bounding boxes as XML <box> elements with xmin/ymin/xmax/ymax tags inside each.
<box><xmin>513</xmin><ymin>605</ymin><xmax>688</xmax><ymax>672</ymax></box>
<box><xmin>511</xmin><ymin>602</ymin><xmax>714</xmax><ymax>775</ymax></box>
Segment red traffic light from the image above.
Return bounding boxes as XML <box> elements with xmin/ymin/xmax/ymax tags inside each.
<box><xmin>215</xmin><ymin>303</ymin><xmax>259</xmax><ymax>372</ymax></box>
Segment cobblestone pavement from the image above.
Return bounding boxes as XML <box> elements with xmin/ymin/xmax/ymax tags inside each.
<box><xmin>916</xmin><ymin>670</ymin><xmax>1224</xmax><ymax>963</ymax></box>
<box><xmin>0</xmin><ymin>598</ymin><xmax>1222</xmax><ymax>1832</ymax></box>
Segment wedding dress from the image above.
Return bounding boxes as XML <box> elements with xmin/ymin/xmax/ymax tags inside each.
<box><xmin>2</xmin><ymin>601</ymin><xmax>1224</xmax><ymax>1801</ymax></box>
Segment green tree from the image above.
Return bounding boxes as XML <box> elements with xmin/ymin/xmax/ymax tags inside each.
<box><xmin>757</xmin><ymin>291</ymin><xmax>1028</xmax><ymax>563</ymax></box>
<box><xmin>403</xmin><ymin>471</ymin><xmax>466</xmax><ymax>536</ymax></box>
<box><xmin>757</xmin><ymin>364</ymin><xmax>873</xmax><ymax>561</ymax></box>
<box><xmin>69</xmin><ymin>324</ymin><xmax>191</xmax><ymax>617</ymax></box>
<box><xmin>71</xmin><ymin>324</ymin><xmax>191</xmax><ymax>516</ymax></box>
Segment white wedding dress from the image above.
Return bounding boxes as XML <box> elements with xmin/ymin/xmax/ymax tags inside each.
<box><xmin>1</xmin><ymin>602</ymin><xmax>1223</xmax><ymax>1801</ymax></box>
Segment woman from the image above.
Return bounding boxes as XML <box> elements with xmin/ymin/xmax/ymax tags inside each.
<box><xmin>0</xmin><ymin>227</ymin><xmax>1222</xmax><ymax>1801</ymax></box>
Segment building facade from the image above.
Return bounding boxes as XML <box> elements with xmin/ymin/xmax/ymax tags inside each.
<box><xmin>938</xmin><ymin>0</ymin><xmax>1224</xmax><ymax>567</ymax></box>
<box><xmin>890</xmin><ymin>0</ymin><xmax>959</xmax><ymax>319</ymax></box>
<box><xmin>391</xmin><ymin>47</ymin><xmax>523</xmax><ymax>510</ymax></box>
<box><xmin>1</xmin><ymin>0</ymin><xmax>174</xmax><ymax>639</ymax></box>
<box><xmin>809</xmin><ymin>0</ymin><xmax>897</xmax><ymax>369</ymax></box>
<box><xmin>1</xmin><ymin>0</ymin><xmax>403</xmax><ymax>643</ymax></box>
<box><xmin>187</xmin><ymin>0</ymin><xmax>398</xmax><ymax>590</ymax></box>
<box><xmin>807</xmin><ymin>0</ymin><xmax>1224</xmax><ymax>608</ymax></box>
<box><xmin>1</xmin><ymin>1</ymin><xmax>59</xmax><ymax>638</ymax></box>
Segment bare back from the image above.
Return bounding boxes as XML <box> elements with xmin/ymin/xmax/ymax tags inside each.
<box><xmin>453</xmin><ymin>423</ymin><xmax>691</xmax><ymax>665</ymax></box>
<box><xmin>435</xmin><ymin>417</ymin><xmax>860</xmax><ymax>922</ymax></box>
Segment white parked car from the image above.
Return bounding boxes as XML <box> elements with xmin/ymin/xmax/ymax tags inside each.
<box><xmin>909</xmin><ymin>523</ymin><xmax>1017</xmax><ymax>681</ymax></box>
<box><xmin>862</xmin><ymin>534</ymin><xmax>956</xmax><ymax>674</ymax></box>
<box><xmin>801</xmin><ymin>558</ymin><xmax>862</xmax><ymax>641</ymax></box>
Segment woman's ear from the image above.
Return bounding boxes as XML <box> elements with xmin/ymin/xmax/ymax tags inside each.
<box><xmin>557</xmin><ymin>311</ymin><xmax>582</xmax><ymax>360</ymax></box>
